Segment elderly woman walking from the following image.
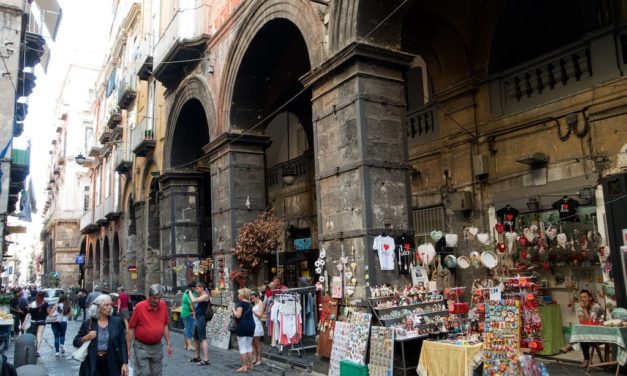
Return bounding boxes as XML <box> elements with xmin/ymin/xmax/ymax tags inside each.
<box><xmin>73</xmin><ymin>294</ymin><xmax>129</xmax><ymax>376</ymax></box>
<box><xmin>232</xmin><ymin>288</ymin><xmax>255</xmax><ymax>372</ymax></box>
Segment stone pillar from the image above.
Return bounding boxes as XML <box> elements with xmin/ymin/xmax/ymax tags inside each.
<box><xmin>302</xmin><ymin>44</ymin><xmax>414</xmax><ymax>300</ymax></box>
<box><xmin>158</xmin><ymin>172</ymin><xmax>204</xmax><ymax>291</ymax></box>
<box><xmin>203</xmin><ymin>133</ymin><xmax>270</xmax><ymax>293</ymax></box>
<box><xmin>132</xmin><ymin>201</ymin><xmax>146</xmax><ymax>293</ymax></box>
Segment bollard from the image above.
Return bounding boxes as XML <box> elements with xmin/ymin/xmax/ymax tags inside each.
<box><xmin>14</xmin><ymin>334</ymin><xmax>37</xmax><ymax>368</ymax></box>
<box><xmin>16</xmin><ymin>364</ymin><xmax>48</xmax><ymax>376</ymax></box>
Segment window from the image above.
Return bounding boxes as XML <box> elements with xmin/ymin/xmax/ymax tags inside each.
<box><xmin>83</xmin><ymin>186</ymin><xmax>90</xmax><ymax>212</ymax></box>
<box><xmin>413</xmin><ymin>206</ymin><xmax>445</xmax><ymax>244</ymax></box>
<box><xmin>84</xmin><ymin>127</ymin><xmax>93</xmax><ymax>152</ymax></box>
<box><xmin>405</xmin><ymin>56</ymin><xmax>437</xmax><ymax>144</ymax></box>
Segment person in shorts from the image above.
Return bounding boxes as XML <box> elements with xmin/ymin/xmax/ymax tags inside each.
<box><xmin>181</xmin><ymin>282</ymin><xmax>197</xmax><ymax>351</ymax></box>
<box><xmin>188</xmin><ymin>282</ymin><xmax>210</xmax><ymax>365</ymax></box>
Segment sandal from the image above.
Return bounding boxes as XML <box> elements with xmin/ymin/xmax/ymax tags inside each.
<box><xmin>189</xmin><ymin>357</ymin><xmax>201</xmax><ymax>363</ymax></box>
<box><xmin>198</xmin><ymin>360</ymin><xmax>210</xmax><ymax>366</ymax></box>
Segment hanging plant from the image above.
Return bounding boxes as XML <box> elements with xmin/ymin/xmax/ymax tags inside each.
<box><xmin>233</xmin><ymin>208</ymin><xmax>283</xmax><ymax>272</ymax></box>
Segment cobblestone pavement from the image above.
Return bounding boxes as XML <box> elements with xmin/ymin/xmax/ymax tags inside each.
<box><xmin>2</xmin><ymin>319</ymin><xmax>621</xmax><ymax>375</ymax></box>
<box><xmin>4</xmin><ymin>319</ymin><xmax>317</xmax><ymax>376</ymax></box>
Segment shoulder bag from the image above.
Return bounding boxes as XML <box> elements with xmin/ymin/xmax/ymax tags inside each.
<box><xmin>45</xmin><ymin>304</ymin><xmax>60</xmax><ymax>323</ymax></box>
<box><xmin>228</xmin><ymin>304</ymin><xmax>251</xmax><ymax>333</ymax></box>
<box><xmin>72</xmin><ymin>320</ymin><xmax>92</xmax><ymax>362</ymax></box>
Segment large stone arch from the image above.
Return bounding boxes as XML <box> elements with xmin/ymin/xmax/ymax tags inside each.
<box><xmin>164</xmin><ymin>75</ymin><xmax>216</xmax><ymax>169</ymax></box>
<box><xmin>218</xmin><ymin>0</ymin><xmax>325</xmax><ymax>131</ymax></box>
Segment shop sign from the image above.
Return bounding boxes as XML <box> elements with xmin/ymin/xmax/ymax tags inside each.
<box><xmin>127</xmin><ymin>265</ymin><xmax>137</xmax><ymax>272</ymax></box>
<box><xmin>294</xmin><ymin>237</ymin><xmax>312</xmax><ymax>251</ymax></box>
<box><xmin>75</xmin><ymin>255</ymin><xmax>85</xmax><ymax>265</ymax></box>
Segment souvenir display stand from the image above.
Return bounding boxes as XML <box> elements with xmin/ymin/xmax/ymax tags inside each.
<box><xmin>264</xmin><ymin>286</ymin><xmax>316</xmax><ymax>373</ymax></box>
<box><xmin>328</xmin><ymin>312</ymin><xmax>372</xmax><ymax>376</ymax></box>
<box><xmin>368</xmin><ymin>287</ymin><xmax>452</xmax><ymax>376</ymax></box>
<box><xmin>207</xmin><ymin>288</ymin><xmax>235</xmax><ymax>350</ymax></box>
<box><xmin>483</xmin><ymin>299</ymin><xmax>522</xmax><ymax>376</ymax></box>
<box><xmin>368</xmin><ymin>326</ymin><xmax>394</xmax><ymax>376</ymax></box>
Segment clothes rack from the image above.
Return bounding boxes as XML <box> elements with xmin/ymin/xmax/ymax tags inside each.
<box><xmin>264</xmin><ymin>286</ymin><xmax>316</xmax><ymax>373</ymax></box>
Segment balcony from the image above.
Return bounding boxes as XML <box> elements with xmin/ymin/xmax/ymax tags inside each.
<box><xmin>131</xmin><ymin>116</ymin><xmax>156</xmax><ymax>157</ymax></box>
<box><xmin>490</xmin><ymin>31</ymin><xmax>616</xmax><ymax>115</ymax></box>
<box><xmin>104</xmin><ymin>195</ymin><xmax>121</xmax><ymax>220</ymax></box>
<box><xmin>117</xmin><ymin>77</ymin><xmax>137</xmax><ymax>109</ymax></box>
<box><xmin>95</xmin><ymin>202</ymin><xmax>108</xmax><ymax>226</ymax></box>
<box><xmin>99</xmin><ymin>127</ymin><xmax>113</xmax><ymax>145</ymax></box>
<box><xmin>115</xmin><ymin>143</ymin><xmax>133</xmax><ymax>177</ymax></box>
<box><xmin>152</xmin><ymin>1</ymin><xmax>211</xmax><ymax>88</ymax></box>
<box><xmin>88</xmin><ymin>145</ymin><xmax>102</xmax><ymax>158</ymax></box>
<box><xmin>135</xmin><ymin>34</ymin><xmax>153</xmax><ymax>80</ymax></box>
<box><xmin>107</xmin><ymin>111</ymin><xmax>123</xmax><ymax>129</ymax></box>
<box><xmin>406</xmin><ymin>106</ymin><xmax>438</xmax><ymax>145</ymax></box>
<box><xmin>111</xmin><ymin>126</ymin><xmax>123</xmax><ymax>143</ymax></box>
<box><xmin>80</xmin><ymin>209</ymin><xmax>98</xmax><ymax>234</ymax></box>
<box><xmin>266</xmin><ymin>153</ymin><xmax>312</xmax><ymax>188</ymax></box>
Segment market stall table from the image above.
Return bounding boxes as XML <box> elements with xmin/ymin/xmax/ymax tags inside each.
<box><xmin>537</xmin><ymin>304</ymin><xmax>565</xmax><ymax>355</ymax></box>
<box><xmin>417</xmin><ymin>340</ymin><xmax>483</xmax><ymax>376</ymax></box>
<box><xmin>570</xmin><ymin>324</ymin><xmax>627</xmax><ymax>374</ymax></box>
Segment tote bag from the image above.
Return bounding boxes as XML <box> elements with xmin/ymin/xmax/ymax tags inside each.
<box><xmin>72</xmin><ymin>339</ymin><xmax>91</xmax><ymax>362</ymax></box>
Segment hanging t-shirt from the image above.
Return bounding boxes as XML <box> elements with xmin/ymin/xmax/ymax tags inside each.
<box><xmin>552</xmin><ymin>197</ymin><xmax>580</xmax><ymax>222</ymax></box>
<box><xmin>373</xmin><ymin>235</ymin><xmax>396</xmax><ymax>271</ymax></box>
<box><xmin>394</xmin><ymin>234</ymin><xmax>414</xmax><ymax>274</ymax></box>
<box><xmin>496</xmin><ymin>205</ymin><xmax>520</xmax><ymax>232</ymax></box>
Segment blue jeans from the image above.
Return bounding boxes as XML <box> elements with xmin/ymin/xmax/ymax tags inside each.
<box><xmin>183</xmin><ymin>315</ymin><xmax>195</xmax><ymax>339</ymax></box>
<box><xmin>50</xmin><ymin>322</ymin><xmax>67</xmax><ymax>352</ymax></box>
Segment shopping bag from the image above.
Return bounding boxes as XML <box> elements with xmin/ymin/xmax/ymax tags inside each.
<box><xmin>72</xmin><ymin>340</ymin><xmax>91</xmax><ymax>362</ymax></box>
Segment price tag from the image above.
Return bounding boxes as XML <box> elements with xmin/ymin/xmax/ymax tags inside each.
<box><xmin>489</xmin><ymin>287</ymin><xmax>501</xmax><ymax>302</ymax></box>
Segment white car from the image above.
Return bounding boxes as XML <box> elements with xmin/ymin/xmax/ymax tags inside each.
<box><xmin>42</xmin><ymin>288</ymin><xmax>65</xmax><ymax>305</ymax></box>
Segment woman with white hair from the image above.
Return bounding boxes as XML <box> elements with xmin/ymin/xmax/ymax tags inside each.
<box><xmin>73</xmin><ymin>294</ymin><xmax>129</xmax><ymax>376</ymax></box>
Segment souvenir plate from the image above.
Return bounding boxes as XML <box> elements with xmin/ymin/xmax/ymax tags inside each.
<box><xmin>480</xmin><ymin>251</ymin><xmax>498</xmax><ymax>269</ymax></box>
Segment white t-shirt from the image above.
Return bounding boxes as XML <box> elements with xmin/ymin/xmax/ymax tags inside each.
<box><xmin>373</xmin><ymin>235</ymin><xmax>396</xmax><ymax>270</ymax></box>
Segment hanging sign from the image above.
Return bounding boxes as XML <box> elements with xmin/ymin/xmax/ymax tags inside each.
<box><xmin>75</xmin><ymin>255</ymin><xmax>85</xmax><ymax>265</ymax></box>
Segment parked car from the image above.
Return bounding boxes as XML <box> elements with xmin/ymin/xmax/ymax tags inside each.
<box><xmin>109</xmin><ymin>292</ymin><xmax>146</xmax><ymax>314</ymax></box>
<box><xmin>42</xmin><ymin>288</ymin><xmax>65</xmax><ymax>305</ymax></box>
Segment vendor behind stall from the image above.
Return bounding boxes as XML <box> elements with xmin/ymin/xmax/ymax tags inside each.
<box><xmin>561</xmin><ymin>289</ymin><xmax>605</xmax><ymax>367</ymax></box>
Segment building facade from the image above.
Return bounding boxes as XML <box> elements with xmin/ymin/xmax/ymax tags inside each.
<box><xmin>70</xmin><ymin>0</ymin><xmax>626</xmax><ymax>311</ymax></box>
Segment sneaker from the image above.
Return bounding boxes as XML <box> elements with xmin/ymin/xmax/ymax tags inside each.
<box><xmin>60</xmin><ymin>345</ymin><xmax>65</xmax><ymax>354</ymax></box>
<box><xmin>55</xmin><ymin>352</ymin><xmax>60</xmax><ymax>356</ymax></box>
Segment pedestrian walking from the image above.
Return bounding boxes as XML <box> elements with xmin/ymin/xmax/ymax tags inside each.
<box><xmin>115</xmin><ymin>287</ymin><xmax>130</xmax><ymax>326</ymax></box>
<box><xmin>232</xmin><ymin>288</ymin><xmax>255</xmax><ymax>372</ymax></box>
<box><xmin>188</xmin><ymin>282</ymin><xmax>209</xmax><ymax>365</ymax></box>
<box><xmin>9</xmin><ymin>288</ymin><xmax>27</xmax><ymax>339</ymax></box>
<box><xmin>127</xmin><ymin>284</ymin><xmax>172</xmax><ymax>376</ymax></box>
<box><xmin>85</xmin><ymin>285</ymin><xmax>102</xmax><ymax>309</ymax></box>
<box><xmin>250</xmin><ymin>291</ymin><xmax>265</xmax><ymax>366</ymax></box>
<box><xmin>181</xmin><ymin>281</ymin><xmax>196</xmax><ymax>352</ymax></box>
<box><xmin>50</xmin><ymin>294</ymin><xmax>72</xmax><ymax>355</ymax></box>
<box><xmin>22</xmin><ymin>291</ymin><xmax>55</xmax><ymax>357</ymax></box>
<box><xmin>77</xmin><ymin>289</ymin><xmax>88</xmax><ymax>321</ymax></box>
<box><xmin>73</xmin><ymin>294</ymin><xmax>129</xmax><ymax>376</ymax></box>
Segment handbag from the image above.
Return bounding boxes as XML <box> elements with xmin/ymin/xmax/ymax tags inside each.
<box><xmin>228</xmin><ymin>315</ymin><xmax>238</xmax><ymax>333</ymax></box>
<box><xmin>72</xmin><ymin>320</ymin><xmax>93</xmax><ymax>362</ymax></box>
<box><xmin>205</xmin><ymin>303</ymin><xmax>214</xmax><ymax>321</ymax></box>
<box><xmin>45</xmin><ymin>305</ymin><xmax>60</xmax><ymax>323</ymax></box>
<box><xmin>72</xmin><ymin>339</ymin><xmax>91</xmax><ymax>362</ymax></box>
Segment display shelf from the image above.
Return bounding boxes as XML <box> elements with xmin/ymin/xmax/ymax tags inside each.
<box><xmin>379</xmin><ymin>310</ymin><xmax>450</xmax><ymax>325</ymax></box>
<box><xmin>373</xmin><ymin>300</ymin><xmax>444</xmax><ymax>312</ymax></box>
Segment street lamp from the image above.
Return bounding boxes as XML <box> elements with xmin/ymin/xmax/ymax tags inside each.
<box><xmin>75</xmin><ymin>153</ymin><xmax>86</xmax><ymax>165</ymax></box>
<box><xmin>281</xmin><ymin>112</ymin><xmax>296</xmax><ymax>186</ymax></box>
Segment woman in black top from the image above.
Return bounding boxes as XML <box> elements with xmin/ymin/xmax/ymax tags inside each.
<box><xmin>232</xmin><ymin>288</ymin><xmax>255</xmax><ymax>372</ymax></box>
<box><xmin>22</xmin><ymin>291</ymin><xmax>54</xmax><ymax>356</ymax></box>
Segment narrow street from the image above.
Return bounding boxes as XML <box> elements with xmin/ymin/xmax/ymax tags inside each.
<box><xmin>4</xmin><ymin>319</ymin><xmax>316</xmax><ymax>376</ymax></box>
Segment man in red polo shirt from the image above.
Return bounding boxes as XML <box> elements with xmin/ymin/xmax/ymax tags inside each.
<box><xmin>127</xmin><ymin>284</ymin><xmax>172</xmax><ymax>376</ymax></box>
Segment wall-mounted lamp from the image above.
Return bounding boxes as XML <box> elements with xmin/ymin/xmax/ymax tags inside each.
<box><xmin>282</xmin><ymin>169</ymin><xmax>296</xmax><ymax>185</ymax></box>
<box><xmin>517</xmin><ymin>152</ymin><xmax>549</xmax><ymax>169</ymax></box>
<box><xmin>526</xmin><ymin>196</ymin><xmax>540</xmax><ymax>211</ymax></box>
<box><xmin>75</xmin><ymin>153</ymin><xmax>86</xmax><ymax>165</ymax></box>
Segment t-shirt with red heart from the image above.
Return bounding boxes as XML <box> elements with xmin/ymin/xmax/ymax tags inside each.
<box><xmin>373</xmin><ymin>235</ymin><xmax>396</xmax><ymax>271</ymax></box>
